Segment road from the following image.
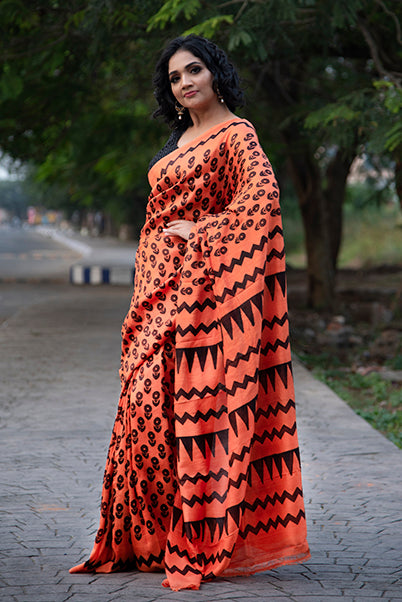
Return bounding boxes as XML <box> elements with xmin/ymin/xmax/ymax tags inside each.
<box><xmin>0</xmin><ymin>224</ymin><xmax>84</xmax><ymax>325</ymax></box>
<box><xmin>0</xmin><ymin>225</ymin><xmax>82</xmax><ymax>282</ymax></box>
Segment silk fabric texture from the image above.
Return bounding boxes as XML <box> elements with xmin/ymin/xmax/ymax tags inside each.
<box><xmin>70</xmin><ymin>118</ymin><xmax>310</xmax><ymax>590</ymax></box>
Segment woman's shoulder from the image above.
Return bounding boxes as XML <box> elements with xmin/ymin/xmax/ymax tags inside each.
<box><xmin>216</xmin><ymin>117</ymin><xmax>258</xmax><ymax>143</ymax></box>
<box><xmin>227</xmin><ymin>117</ymin><xmax>257</xmax><ymax>134</ymax></box>
<box><xmin>220</xmin><ymin>117</ymin><xmax>261</xmax><ymax>148</ymax></box>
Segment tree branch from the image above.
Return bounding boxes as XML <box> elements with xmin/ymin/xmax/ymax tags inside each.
<box><xmin>357</xmin><ymin>19</ymin><xmax>402</xmax><ymax>88</ymax></box>
<box><xmin>234</xmin><ymin>0</ymin><xmax>249</xmax><ymax>22</ymax></box>
<box><xmin>1</xmin><ymin>33</ymin><xmax>67</xmax><ymax>60</ymax></box>
<box><xmin>374</xmin><ymin>0</ymin><xmax>402</xmax><ymax>45</ymax></box>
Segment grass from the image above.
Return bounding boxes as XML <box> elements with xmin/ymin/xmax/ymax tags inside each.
<box><xmin>283</xmin><ymin>199</ymin><xmax>402</xmax><ymax>269</ymax></box>
<box><xmin>339</xmin><ymin>203</ymin><xmax>402</xmax><ymax>268</ymax></box>
<box><xmin>298</xmin><ymin>351</ymin><xmax>402</xmax><ymax>449</ymax></box>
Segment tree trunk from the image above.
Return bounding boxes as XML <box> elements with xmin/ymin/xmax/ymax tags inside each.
<box><xmin>300</xmin><ymin>187</ymin><xmax>336</xmax><ymax>310</ymax></box>
<box><xmin>281</xmin><ymin>131</ymin><xmax>333</xmax><ymax>309</ymax></box>
<box><xmin>282</xmin><ymin>132</ymin><xmax>354</xmax><ymax>310</ymax></box>
<box><xmin>394</xmin><ymin>157</ymin><xmax>402</xmax><ymax>211</ymax></box>
<box><xmin>325</xmin><ymin>149</ymin><xmax>355</xmax><ymax>269</ymax></box>
<box><xmin>303</xmin><ymin>198</ymin><xmax>336</xmax><ymax>309</ymax></box>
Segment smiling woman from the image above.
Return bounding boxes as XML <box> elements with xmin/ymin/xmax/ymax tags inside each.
<box><xmin>70</xmin><ymin>34</ymin><xmax>310</xmax><ymax>591</ymax></box>
<box><xmin>168</xmin><ymin>52</ymin><xmax>218</xmax><ymax>116</ymax></box>
<box><xmin>153</xmin><ymin>34</ymin><xmax>244</xmax><ymax>132</ymax></box>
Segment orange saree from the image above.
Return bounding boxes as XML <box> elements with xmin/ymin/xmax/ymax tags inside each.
<box><xmin>70</xmin><ymin>117</ymin><xmax>310</xmax><ymax>590</ymax></box>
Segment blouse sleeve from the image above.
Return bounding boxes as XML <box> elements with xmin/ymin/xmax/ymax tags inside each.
<box><xmin>148</xmin><ymin>128</ymin><xmax>183</xmax><ymax>171</ymax></box>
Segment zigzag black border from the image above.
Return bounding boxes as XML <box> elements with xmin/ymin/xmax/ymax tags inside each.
<box><xmin>215</xmin><ymin>264</ymin><xmax>265</xmax><ymax>303</ymax></box>
<box><xmin>255</xmin><ymin>398</ymin><xmax>295</xmax><ymax>421</ymax></box>
<box><xmin>262</xmin><ymin>312</ymin><xmax>288</xmax><ymax>331</ymax></box>
<box><xmin>210</xmin><ymin>234</ymin><xmax>269</xmax><ymax>278</ymax></box>
<box><xmin>238</xmin><ymin>509</ymin><xmax>306</xmax><ymax>538</ymax></box>
<box><xmin>166</xmin><ymin>541</ymin><xmax>235</xmax><ymax>571</ymax></box>
<box><xmin>177</xmin><ymin>296</ymin><xmax>217</xmax><ymax>314</ymax></box>
<box><xmin>179</xmin><ymin>467</ymin><xmax>228</xmax><ymax>486</ymax></box>
<box><xmin>262</xmin><ymin>335</ymin><xmax>290</xmax><ymax>355</ymax></box>
<box><xmin>225</xmin><ymin>342</ymin><xmax>261</xmax><ymax>369</ymax></box>
<box><xmin>243</xmin><ymin>487</ymin><xmax>303</xmax><ymax>512</ymax></box>
<box><xmin>176</xmin><ymin>320</ymin><xmax>219</xmax><ymax>337</ymax></box>
<box><xmin>175</xmin><ymin>403</ymin><xmax>227</xmax><ymax>425</ymax></box>
<box><xmin>181</xmin><ymin>489</ymin><xmax>228</xmax><ymax>508</ymax></box>
<box><xmin>229</xmin><ymin>422</ymin><xmax>297</xmax><ymax>466</ymax></box>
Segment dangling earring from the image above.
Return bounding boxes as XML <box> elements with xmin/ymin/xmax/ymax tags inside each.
<box><xmin>216</xmin><ymin>87</ymin><xmax>225</xmax><ymax>103</ymax></box>
<box><xmin>175</xmin><ymin>102</ymin><xmax>185</xmax><ymax>120</ymax></box>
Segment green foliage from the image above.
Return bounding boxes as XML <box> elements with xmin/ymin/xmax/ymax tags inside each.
<box><xmin>1</xmin><ymin>0</ymin><xmax>401</xmax><ymax>239</ymax></box>
<box><xmin>184</xmin><ymin>16</ymin><xmax>234</xmax><ymax>38</ymax></box>
<box><xmin>305</xmin><ymin>97</ymin><xmax>362</xmax><ymax>129</ymax></box>
<box><xmin>147</xmin><ymin>0</ymin><xmax>201</xmax><ymax>31</ymax></box>
<box><xmin>375</xmin><ymin>80</ymin><xmax>402</xmax><ymax>115</ymax></box>
<box><xmin>0</xmin><ymin>0</ymin><xmax>172</xmax><ymax>227</ymax></box>
<box><xmin>387</xmin><ymin>353</ymin><xmax>402</xmax><ymax>371</ymax></box>
<box><xmin>147</xmin><ymin>0</ymin><xmax>402</xmax><ymax>167</ymax></box>
<box><xmin>339</xmin><ymin>202</ymin><xmax>402</xmax><ymax>268</ymax></box>
<box><xmin>304</xmin><ymin>79</ymin><xmax>402</xmax><ymax>154</ymax></box>
<box><xmin>357</xmin><ymin>407</ymin><xmax>402</xmax><ymax>448</ymax></box>
<box><xmin>0</xmin><ymin>64</ymin><xmax>23</xmax><ymax>100</ymax></box>
<box><xmin>285</xmin><ymin>201</ymin><xmax>402</xmax><ymax>269</ymax></box>
<box><xmin>299</xmin><ymin>352</ymin><xmax>402</xmax><ymax>449</ymax></box>
<box><xmin>345</xmin><ymin>178</ymin><xmax>395</xmax><ymax>210</ymax></box>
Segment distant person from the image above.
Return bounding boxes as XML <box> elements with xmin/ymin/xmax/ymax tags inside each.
<box><xmin>70</xmin><ymin>34</ymin><xmax>310</xmax><ymax>591</ymax></box>
<box><xmin>94</xmin><ymin>211</ymin><xmax>105</xmax><ymax>236</ymax></box>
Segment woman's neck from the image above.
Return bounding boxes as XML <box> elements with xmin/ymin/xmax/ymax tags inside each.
<box><xmin>178</xmin><ymin>105</ymin><xmax>236</xmax><ymax>147</ymax></box>
<box><xmin>189</xmin><ymin>102</ymin><xmax>233</xmax><ymax>128</ymax></box>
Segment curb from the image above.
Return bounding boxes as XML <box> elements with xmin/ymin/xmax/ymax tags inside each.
<box><xmin>0</xmin><ymin>276</ymin><xmax>68</xmax><ymax>284</ymax></box>
<box><xmin>70</xmin><ymin>265</ymin><xmax>135</xmax><ymax>285</ymax></box>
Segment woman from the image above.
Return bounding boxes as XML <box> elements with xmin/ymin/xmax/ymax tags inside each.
<box><xmin>70</xmin><ymin>34</ymin><xmax>310</xmax><ymax>591</ymax></box>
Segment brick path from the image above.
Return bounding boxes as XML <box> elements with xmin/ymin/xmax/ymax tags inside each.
<box><xmin>1</xmin><ymin>285</ymin><xmax>401</xmax><ymax>601</ymax></box>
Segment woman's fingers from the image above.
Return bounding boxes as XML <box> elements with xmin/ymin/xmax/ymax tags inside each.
<box><xmin>163</xmin><ymin>220</ymin><xmax>194</xmax><ymax>241</ymax></box>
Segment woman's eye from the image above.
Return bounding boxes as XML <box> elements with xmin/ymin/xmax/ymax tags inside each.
<box><xmin>191</xmin><ymin>66</ymin><xmax>201</xmax><ymax>74</ymax></box>
<box><xmin>170</xmin><ymin>76</ymin><xmax>179</xmax><ymax>84</ymax></box>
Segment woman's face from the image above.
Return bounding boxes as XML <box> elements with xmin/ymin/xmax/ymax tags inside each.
<box><xmin>168</xmin><ymin>49</ymin><xmax>216</xmax><ymax>112</ymax></box>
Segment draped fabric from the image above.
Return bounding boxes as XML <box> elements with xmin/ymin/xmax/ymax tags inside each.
<box><xmin>70</xmin><ymin>118</ymin><xmax>310</xmax><ymax>590</ymax></box>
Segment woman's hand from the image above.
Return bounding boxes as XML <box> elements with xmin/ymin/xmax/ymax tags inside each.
<box><xmin>163</xmin><ymin>220</ymin><xmax>194</xmax><ymax>241</ymax></box>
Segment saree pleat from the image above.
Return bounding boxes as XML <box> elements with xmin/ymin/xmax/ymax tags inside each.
<box><xmin>70</xmin><ymin>118</ymin><xmax>310</xmax><ymax>590</ymax></box>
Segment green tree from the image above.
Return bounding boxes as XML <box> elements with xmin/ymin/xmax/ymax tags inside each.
<box><xmin>149</xmin><ymin>0</ymin><xmax>402</xmax><ymax>309</ymax></box>
<box><xmin>0</xmin><ymin>1</ymin><xmax>168</xmax><ymax>231</ymax></box>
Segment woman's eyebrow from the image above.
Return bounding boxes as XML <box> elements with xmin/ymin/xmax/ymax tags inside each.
<box><xmin>169</xmin><ymin>61</ymin><xmax>202</xmax><ymax>76</ymax></box>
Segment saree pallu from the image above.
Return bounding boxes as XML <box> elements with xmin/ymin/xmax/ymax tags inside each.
<box><xmin>70</xmin><ymin>118</ymin><xmax>310</xmax><ymax>590</ymax></box>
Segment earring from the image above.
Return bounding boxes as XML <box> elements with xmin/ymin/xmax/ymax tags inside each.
<box><xmin>216</xmin><ymin>87</ymin><xmax>225</xmax><ymax>103</ymax></box>
<box><xmin>175</xmin><ymin>102</ymin><xmax>185</xmax><ymax>120</ymax></box>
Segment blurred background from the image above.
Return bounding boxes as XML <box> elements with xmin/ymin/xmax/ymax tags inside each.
<box><xmin>1</xmin><ymin>0</ymin><xmax>401</xmax><ymax>445</ymax></box>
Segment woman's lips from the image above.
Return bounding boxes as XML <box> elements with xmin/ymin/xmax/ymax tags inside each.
<box><xmin>184</xmin><ymin>91</ymin><xmax>197</xmax><ymax>98</ymax></box>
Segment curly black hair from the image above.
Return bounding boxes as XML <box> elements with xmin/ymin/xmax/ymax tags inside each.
<box><xmin>153</xmin><ymin>34</ymin><xmax>244</xmax><ymax>129</ymax></box>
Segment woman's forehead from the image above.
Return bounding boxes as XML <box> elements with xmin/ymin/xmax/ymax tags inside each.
<box><xmin>168</xmin><ymin>49</ymin><xmax>205</xmax><ymax>73</ymax></box>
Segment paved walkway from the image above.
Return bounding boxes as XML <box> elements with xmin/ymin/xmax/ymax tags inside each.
<box><xmin>1</xmin><ymin>281</ymin><xmax>401</xmax><ymax>602</ymax></box>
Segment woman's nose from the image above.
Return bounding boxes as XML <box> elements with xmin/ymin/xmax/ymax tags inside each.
<box><xmin>181</xmin><ymin>73</ymin><xmax>192</xmax><ymax>87</ymax></box>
